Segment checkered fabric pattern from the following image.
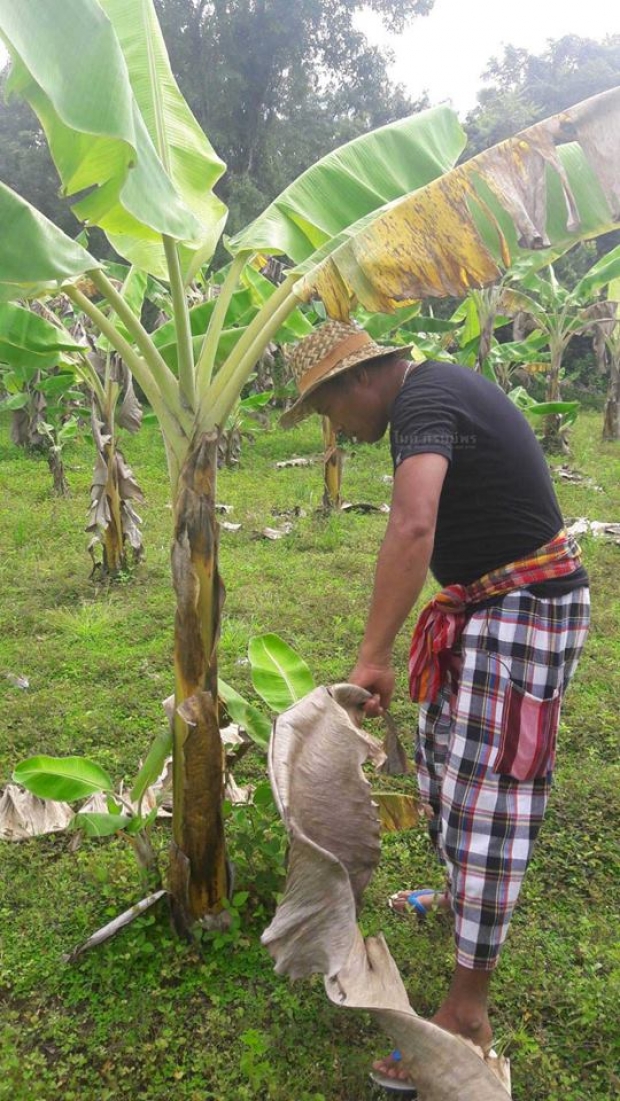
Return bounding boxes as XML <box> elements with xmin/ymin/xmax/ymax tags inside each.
<box><xmin>409</xmin><ymin>529</ymin><xmax>583</xmax><ymax>704</ymax></box>
<box><xmin>416</xmin><ymin>586</ymin><xmax>590</xmax><ymax>970</ymax></box>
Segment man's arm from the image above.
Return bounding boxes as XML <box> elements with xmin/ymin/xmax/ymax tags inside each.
<box><xmin>349</xmin><ymin>452</ymin><xmax>448</xmax><ymax>711</ymax></box>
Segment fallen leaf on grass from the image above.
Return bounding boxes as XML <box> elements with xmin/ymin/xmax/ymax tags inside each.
<box><xmin>567</xmin><ymin>518</ymin><xmax>620</xmax><ymax>544</ymax></box>
<box><xmin>271</xmin><ymin>506</ymin><xmax>307</xmax><ymax>518</ymax></box>
<box><xmin>62</xmin><ymin>889</ymin><xmax>167</xmax><ymax>963</ymax></box>
<box><xmin>0</xmin><ymin>784</ymin><xmax>72</xmax><ymax>841</ymax></box>
<box><xmin>5</xmin><ymin>672</ymin><xmax>29</xmax><ymax>689</ymax></box>
<box><xmin>215</xmin><ymin>503</ymin><xmax>234</xmax><ymax>513</ymax></box>
<box><xmin>275</xmin><ymin>457</ymin><xmax>316</xmax><ymax>468</ymax></box>
<box><xmin>341</xmin><ymin>502</ymin><xmax>390</xmax><ymax>514</ymax></box>
<box><xmin>555</xmin><ymin>466</ymin><xmax>603</xmax><ymax>491</ymax></box>
<box><xmin>257</xmin><ymin>524</ymin><xmax>294</xmax><ymax>540</ymax></box>
<box><xmin>221</xmin><ymin>521</ymin><xmax>242</xmax><ymax>532</ymax></box>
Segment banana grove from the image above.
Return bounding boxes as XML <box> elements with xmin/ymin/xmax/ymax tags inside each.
<box><xmin>0</xmin><ymin>0</ymin><xmax>619</xmax><ymax>932</ymax></box>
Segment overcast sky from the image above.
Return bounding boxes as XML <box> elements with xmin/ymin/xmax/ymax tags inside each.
<box><xmin>1</xmin><ymin>1</ymin><xmax>618</xmax><ymax>115</ymax></box>
<box><xmin>356</xmin><ymin>0</ymin><xmax>620</xmax><ymax>115</ymax></box>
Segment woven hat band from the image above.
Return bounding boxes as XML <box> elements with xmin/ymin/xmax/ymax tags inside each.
<box><xmin>297</xmin><ymin>330</ymin><xmax>373</xmax><ymax>396</ymax></box>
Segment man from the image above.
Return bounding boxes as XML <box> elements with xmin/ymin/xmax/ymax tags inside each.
<box><xmin>281</xmin><ymin>320</ymin><xmax>590</xmax><ymax>1084</ymax></box>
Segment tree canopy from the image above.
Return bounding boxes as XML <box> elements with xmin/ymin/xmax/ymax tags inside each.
<box><xmin>153</xmin><ymin>0</ymin><xmax>431</xmax><ymax>232</ymax></box>
<box><xmin>466</xmin><ymin>34</ymin><xmax>620</xmax><ymax>153</ymax></box>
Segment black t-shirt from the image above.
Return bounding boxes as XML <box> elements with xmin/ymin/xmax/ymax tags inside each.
<box><xmin>389</xmin><ymin>360</ymin><xmax>588</xmax><ymax>593</ymax></box>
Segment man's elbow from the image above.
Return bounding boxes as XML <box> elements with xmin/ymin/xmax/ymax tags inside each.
<box><xmin>387</xmin><ymin>512</ymin><xmax>436</xmax><ymax>544</ymax></box>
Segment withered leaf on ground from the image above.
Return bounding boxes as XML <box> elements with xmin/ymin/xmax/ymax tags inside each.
<box><xmin>0</xmin><ymin>784</ymin><xmax>72</xmax><ymax>841</ymax></box>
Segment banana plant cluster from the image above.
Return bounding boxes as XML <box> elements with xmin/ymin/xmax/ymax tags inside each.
<box><xmin>1</xmin><ymin>0</ymin><xmax>619</xmax><ymax>930</ymax></box>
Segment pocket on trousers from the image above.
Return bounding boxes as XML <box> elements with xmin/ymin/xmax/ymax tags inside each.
<box><xmin>494</xmin><ymin>680</ymin><xmax>561</xmax><ymax>781</ymax></box>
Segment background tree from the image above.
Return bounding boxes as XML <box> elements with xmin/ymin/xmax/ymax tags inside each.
<box><xmin>466</xmin><ymin>35</ymin><xmax>620</xmax><ymax>154</ymax></box>
<box><xmin>153</xmin><ymin>0</ymin><xmax>431</xmax><ymax>232</ymax></box>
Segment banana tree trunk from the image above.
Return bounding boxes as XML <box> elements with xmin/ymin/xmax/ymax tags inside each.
<box><xmin>322</xmin><ymin>417</ymin><xmax>343</xmax><ymax>510</ymax></box>
<box><xmin>48</xmin><ymin>447</ymin><xmax>69</xmax><ymax>496</ymax></box>
<box><xmin>542</xmin><ymin>339</ymin><xmax>569</xmax><ymax>454</ymax></box>
<box><xmin>101</xmin><ymin>435</ymin><xmax>126</xmax><ymax>574</ymax></box>
<box><xmin>602</xmin><ymin>358</ymin><xmax>620</xmax><ymax>440</ymax></box>
<box><xmin>169</xmin><ymin>431</ymin><xmax>229</xmax><ymax>935</ymax></box>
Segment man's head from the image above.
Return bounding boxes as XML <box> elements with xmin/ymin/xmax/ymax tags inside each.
<box><xmin>280</xmin><ymin>320</ymin><xmax>412</xmax><ymax>442</ymax></box>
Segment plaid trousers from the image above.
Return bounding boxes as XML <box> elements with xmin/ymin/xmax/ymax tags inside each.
<box><xmin>416</xmin><ymin>587</ymin><xmax>590</xmax><ymax>970</ymax></box>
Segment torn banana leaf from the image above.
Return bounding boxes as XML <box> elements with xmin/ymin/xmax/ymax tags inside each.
<box><xmin>263</xmin><ymin>685</ymin><xmax>510</xmax><ymax>1099</ymax></box>
<box><xmin>0</xmin><ymin>784</ymin><xmax>73</xmax><ymax>840</ymax></box>
<box><xmin>294</xmin><ymin>87</ymin><xmax>620</xmax><ymax>319</ymax></box>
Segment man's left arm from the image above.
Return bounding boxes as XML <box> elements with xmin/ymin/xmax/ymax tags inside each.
<box><xmin>349</xmin><ymin>452</ymin><xmax>448</xmax><ymax>711</ymax></box>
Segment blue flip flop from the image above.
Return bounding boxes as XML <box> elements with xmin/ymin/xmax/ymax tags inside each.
<box><xmin>369</xmin><ymin>1049</ymin><xmax>418</xmax><ymax>1095</ymax></box>
<box><xmin>387</xmin><ymin>888</ymin><xmax>436</xmax><ymax>919</ymax></box>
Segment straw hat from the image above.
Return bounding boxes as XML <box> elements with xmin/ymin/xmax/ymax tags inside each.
<box><xmin>280</xmin><ymin>320</ymin><xmax>411</xmax><ymax>428</ymax></box>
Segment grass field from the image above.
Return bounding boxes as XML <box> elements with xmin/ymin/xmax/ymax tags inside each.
<box><xmin>0</xmin><ymin>408</ymin><xmax>618</xmax><ymax>1101</ymax></box>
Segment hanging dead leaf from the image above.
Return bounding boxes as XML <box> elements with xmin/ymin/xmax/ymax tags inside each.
<box><xmin>379</xmin><ymin>712</ymin><xmax>411</xmax><ymax>776</ymax></box>
<box><xmin>373</xmin><ymin>792</ymin><xmax>419</xmax><ymax>832</ymax></box>
<box><xmin>263</xmin><ymin>685</ymin><xmax>511</xmax><ymax>1099</ymax></box>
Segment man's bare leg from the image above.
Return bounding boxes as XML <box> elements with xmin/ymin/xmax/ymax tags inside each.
<box><xmin>431</xmin><ymin>965</ymin><xmax>493</xmax><ymax>1051</ymax></box>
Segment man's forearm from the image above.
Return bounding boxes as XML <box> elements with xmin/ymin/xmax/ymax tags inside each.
<box><xmin>359</xmin><ymin>522</ymin><xmax>434</xmax><ymax>664</ymax></box>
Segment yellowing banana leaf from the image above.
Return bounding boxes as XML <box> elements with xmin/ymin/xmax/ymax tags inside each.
<box><xmin>373</xmin><ymin>792</ymin><xmax>419</xmax><ymax>832</ymax></box>
<box><xmin>228</xmin><ymin>106</ymin><xmax>467</xmax><ymax>263</ymax></box>
<box><xmin>293</xmin><ymin>87</ymin><xmax>620</xmax><ymax>318</ymax></box>
<box><xmin>0</xmin><ymin>0</ymin><xmax>226</xmax><ymax>279</ymax></box>
<box><xmin>0</xmin><ymin>181</ymin><xmax>99</xmax><ymax>299</ymax></box>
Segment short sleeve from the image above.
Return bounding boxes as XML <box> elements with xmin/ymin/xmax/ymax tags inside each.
<box><xmin>389</xmin><ymin>376</ymin><xmax>457</xmax><ymax>471</ymax></box>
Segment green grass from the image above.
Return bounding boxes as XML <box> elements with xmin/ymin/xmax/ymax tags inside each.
<box><xmin>0</xmin><ymin>410</ymin><xmax>619</xmax><ymax>1101</ymax></box>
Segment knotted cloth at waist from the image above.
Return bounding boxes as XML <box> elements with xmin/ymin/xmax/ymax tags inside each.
<box><xmin>409</xmin><ymin>529</ymin><xmax>583</xmax><ymax>704</ymax></box>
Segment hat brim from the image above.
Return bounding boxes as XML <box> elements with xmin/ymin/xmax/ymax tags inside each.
<box><xmin>279</xmin><ymin>343</ymin><xmax>412</xmax><ymax>429</ymax></box>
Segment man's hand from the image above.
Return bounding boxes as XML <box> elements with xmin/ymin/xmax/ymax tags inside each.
<box><xmin>348</xmin><ymin>659</ymin><xmax>395</xmax><ymax>716</ymax></box>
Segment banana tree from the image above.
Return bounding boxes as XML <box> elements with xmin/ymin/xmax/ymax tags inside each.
<box><xmin>0</xmin><ymin>300</ymin><xmax>88</xmax><ymax>490</ymax></box>
<box><xmin>498</xmin><ymin>245</ymin><xmax>620</xmax><ymax>450</ymax></box>
<box><xmin>592</xmin><ymin>277</ymin><xmax>620</xmax><ymax>440</ymax></box>
<box><xmin>1</xmin><ymin>1</ymin><xmax>619</xmax><ymax>931</ymax></box>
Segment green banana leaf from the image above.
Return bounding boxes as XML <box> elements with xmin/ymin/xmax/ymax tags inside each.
<box><xmin>218</xmin><ymin>679</ymin><xmax>272</xmax><ymax>750</ymax></box>
<box><xmin>0</xmin><ymin>301</ymin><xmax>85</xmax><ymax>370</ymax></box>
<box><xmin>292</xmin><ymin>87</ymin><xmax>620</xmax><ymax>318</ymax></box>
<box><xmin>13</xmin><ymin>755</ymin><xmax>114</xmax><ymax>801</ymax></box>
<box><xmin>100</xmin><ymin>0</ymin><xmax>228</xmax><ymax>280</ymax></box>
<box><xmin>248</xmin><ymin>634</ymin><xmax>315</xmax><ymax>713</ymax></box>
<box><xmin>228</xmin><ymin>105</ymin><xmax>467</xmax><ymax>262</ymax></box>
<box><xmin>575</xmin><ymin>244</ymin><xmax>620</xmax><ymax>298</ymax></box>
<box><xmin>0</xmin><ymin>181</ymin><xmax>99</xmax><ymax>299</ymax></box>
<box><xmin>0</xmin><ymin>0</ymin><xmax>226</xmax><ymax>279</ymax></box>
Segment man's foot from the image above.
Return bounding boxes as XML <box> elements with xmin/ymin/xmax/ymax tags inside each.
<box><xmin>430</xmin><ymin>1003</ymin><xmax>494</xmax><ymax>1054</ymax></box>
<box><xmin>371</xmin><ymin>1050</ymin><xmax>414</xmax><ymax>1083</ymax></box>
<box><xmin>388</xmin><ymin>888</ymin><xmax>451</xmax><ymax>918</ymax></box>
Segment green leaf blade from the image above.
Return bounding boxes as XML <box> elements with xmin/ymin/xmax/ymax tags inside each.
<box><xmin>247</xmin><ymin>635</ymin><xmax>315</xmax><ymax>713</ymax></box>
<box><xmin>13</xmin><ymin>756</ymin><xmax>114</xmax><ymax>802</ymax></box>
<box><xmin>71</xmin><ymin>812</ymin><xmax>131</xmax><ymax>837</ymax></box>
<box><xmin>218</xmin><ymin>679</ymin><xmax>271</xmax><ymax>749</ymax></box>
